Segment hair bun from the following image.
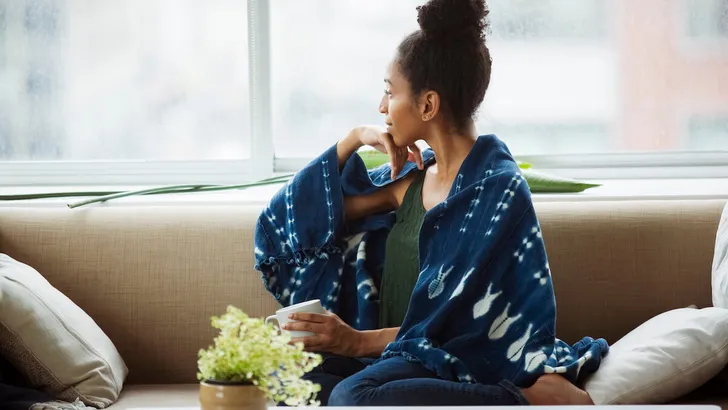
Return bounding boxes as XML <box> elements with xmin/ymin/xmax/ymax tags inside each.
<box><xmin>417</xmin><ymin>0</ymin><xmax>488</xmax><ymax>41</ymax></box>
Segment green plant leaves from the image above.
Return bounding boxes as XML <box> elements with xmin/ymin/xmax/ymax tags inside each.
<box><xmin>197</xmin><ymin>306</ymin><xmax>322</xmax><ymax>406</ymax></box>
<box><xmin>357</xmin><ymin>150</ymin><xmax>598</xmax><ymax>193</ymax></box>
<box><xmin>0</xmin><ymin>150</ymin><xmax>599</xmax><ymax>207</ymax></box>
<box><xmin>520</xmin><ymin>169</ymin><xmax>601</xmax><ymax>193</ymax></box>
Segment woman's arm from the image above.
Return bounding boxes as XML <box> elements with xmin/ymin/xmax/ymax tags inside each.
<box><xmin>285</xmin><ymin>312</ymin><xmax>399</xmax><ymax>358</ymax></box>
<box><xmin>356</xmin><ymin>327</ymin><xmax>400</xmax><ymax>358</ymax></box>
<box><xmin>336</xmin><ymin>129</ymin><xmax>405</xmax><ymax>222</ymax></box>
<box><xmin>336</xmin><ymin>130</ymin><xmax>365</xmax><ymax>171</ymax></box>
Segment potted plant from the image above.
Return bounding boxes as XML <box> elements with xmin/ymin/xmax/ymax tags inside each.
<box><xmin>197</xmin><ymin>306</ymin><xmax>323</xmax><ymax>409</ymax></box>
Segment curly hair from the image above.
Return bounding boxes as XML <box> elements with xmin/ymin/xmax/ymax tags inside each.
<box><xmin>396</xmin><ymin>0</ymin><xmax>492</xmax><ymax>132</ymax></box>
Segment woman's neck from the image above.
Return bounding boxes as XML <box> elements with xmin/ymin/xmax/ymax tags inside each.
<box><xmin>424</xmin><ymin>121</ymin><xmax>478</xmax><ymax>181</ymax></box>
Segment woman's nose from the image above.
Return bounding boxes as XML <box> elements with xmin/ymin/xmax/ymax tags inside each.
<box><xmin>378</xmin><ymin>95</ymin><xmax>388</xmax><ymax>114</ymax></box>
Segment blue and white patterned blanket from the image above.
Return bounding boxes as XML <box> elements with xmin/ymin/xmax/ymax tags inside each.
<box><xmin>254</xmin><ymin>135</ymin><xmax>608</xmax><ymax>387</ymax></box>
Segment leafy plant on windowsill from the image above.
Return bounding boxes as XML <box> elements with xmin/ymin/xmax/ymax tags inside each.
<box><xmin>0</xmin><ymin>151</ymin><xmax>600</xmax><ymax>207</ymax></box>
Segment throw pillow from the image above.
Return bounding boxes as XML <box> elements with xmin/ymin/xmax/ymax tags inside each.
<box><xmin>0</xmin><ymin>254</ymin><xmax>127</xmax><ymax>408</ymax></box>
<box><xmin>583</xmin><ymin>307</ymin><xmax>728</xmax><ymax>405</ymax></box>
<box><xmin>713</xmin><ymin>201</ymin><xmax>728</xmax><ymax>308</ymax></box>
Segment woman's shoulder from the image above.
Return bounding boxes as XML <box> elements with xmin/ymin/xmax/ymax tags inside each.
<box><xmin>390</xmin><ymin>170</ymin><xmax>425</xmax><ymax>209</ymax></box>
<box><xmin>453</xmin><ymin>135</ymin><xmax>523</xmax><ymax>185</ymax></box>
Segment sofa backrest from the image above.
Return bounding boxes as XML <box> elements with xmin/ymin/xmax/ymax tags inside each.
<box><xmin>0</xmin><ymin>199</ymin><xmax>725</xmax><ymax>384</ymax></box>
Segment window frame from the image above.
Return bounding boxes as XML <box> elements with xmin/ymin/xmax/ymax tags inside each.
<box><xmin>1</xmin><ymin>0</ymin><xmax>727</xmax><ymax>188</ymax></box>
<box><xmin>276</xmin><ymin>151</ymin><xmax>728</xmax><ymax>181</ymax></box>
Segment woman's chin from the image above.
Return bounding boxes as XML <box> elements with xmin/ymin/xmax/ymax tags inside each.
<box><xmin>392</xmin><ymin>135</ymin><xmax>415</xmax><ymax>148</ymax></box>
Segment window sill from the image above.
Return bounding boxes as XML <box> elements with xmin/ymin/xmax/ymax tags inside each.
<box><xmin>1</xmin><ymin>178</ymin><xmax>727</xmax><ymax>208</ymax></box>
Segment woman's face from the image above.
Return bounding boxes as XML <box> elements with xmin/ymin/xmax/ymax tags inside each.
<box><xmin>379</xmin><ymin>62</ymin><xmax>424</xmax><ymax>147</ymax></box>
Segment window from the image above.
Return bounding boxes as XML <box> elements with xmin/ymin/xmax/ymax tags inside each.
<box><xmin>269</xmin><ymin>0</ymin><xmax>421</xmax><ymax>158</ymax></box>
<box><xmin>688</xmin><ymin>116</ymin><xmax>728</xmax><ymax>149</ymax></box>
<box><xmin>0</xmin><ymin>117</ymin><xmax>8</xmax><ymax>158</ymax></box>
<box><xmin>1</xmin><ymin>0</ymin><xmax>727</xmax><ymax>186</ymax></box>
<box><xmin>485</xmin><ymin>123</ymin><xmax>609</xmax><ymax>155</ymax></box>
<box><xmin>25</xmin><ymin>0</ymin><xmax>59</xmax><ymax>38</ymax></box>
<box><xmin>0</xmin><ymin>5</ymin><xmax>7</xmax><ymax>158</ymax></box>
<box><xmin>686</xmin><ymin>0</ymin><xmax>728</xmax><ymax>38</ymax></box>
<box><xmin>0</xmin><ymin>0</ymin><xmax>250</xmax><ymax>161</ymax></box>
<box><xmin>489</xmin><ymin>0</ymin><xmax>607</xmax><ymax>40</ymax></box>
<box><xmin>272</xmin><ymin>0</ymin><xmax>728</xmax><ymax>159</ymax></box>
<box><xmin>0</xmin><ymin>3</ymin><xmax>6</xmax><ymax>68</ymax></box>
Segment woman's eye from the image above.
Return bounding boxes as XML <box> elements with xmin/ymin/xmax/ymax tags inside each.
<box><xmin>384</xmin><ymin>89</ymin><xmax>392</xmax><ymax>96</ymax></box>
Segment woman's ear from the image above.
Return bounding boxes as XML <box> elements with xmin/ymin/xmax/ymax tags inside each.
<box><xmin>419</xmin><ymin>90</ymin><xmax>440</xmax><ymax>122</ymax></box>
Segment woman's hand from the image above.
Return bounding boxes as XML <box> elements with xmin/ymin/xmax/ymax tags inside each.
<box><xmin>284</xmin><ymin>312</ymin><xmax>363</xmax><ymax>357</ymax></box>
<box><xmin>354</xmin><ymin>126</ymin><xmax>424</xmax><ymax>180</ymax></box>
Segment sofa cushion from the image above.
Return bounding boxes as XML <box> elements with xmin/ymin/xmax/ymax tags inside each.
<box><xmin>714</xmin><ymin>202</ymin><xmax>728</xmax><ymax>308</ymax></box>
<box><xmin>671</xmin><ymin>375</ymin><xmax>728</xmax><ymax>410</ymax></box>
<box><xmin>0</xmin><ymin>205</ymin><xmax>281</xmax><ymax>385</ymax></box>
<box><xmin>0</xmin><ymin>200</ymin><xmax>724</xmax><ymax>384</ymax></box>
<box><xmin>109</xmin><ymin>384</ymin><xmax>199</xmax><ymax>409</ymax></box>
<box><xmin>0</xmin><ymin>254</ymin><xmax>127</xmax><ymax>408</ymax></box>
<box><xmin>679</xmin><ymin>396</ymin><xmax>728</xmax><ymax>410</ymax></box>
<box><xmin>674</xmin><ymin>394</ymin><xmax>728</xmax><ymax>410</ymax></box>
<box><xmin>583</xmin><ymin>307</ymin><xmax>728</xmax><ymax>405</ymax></box>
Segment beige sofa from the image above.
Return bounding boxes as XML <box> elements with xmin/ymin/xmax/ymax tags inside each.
<box><xmin>1</xmin><ymin>198</ymin><xmax>727</xmax><ymax>409</ymax></box>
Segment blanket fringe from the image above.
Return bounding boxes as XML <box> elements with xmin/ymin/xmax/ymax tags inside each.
<box><xmin>30</xmin><ymin>398</ymin><xmax>92</xmax><ymax>410</ymax></box>
<box><xmin>254</xmin><ymin>245</ymin><xmax>343</xmax><ymax>271</ymax></box>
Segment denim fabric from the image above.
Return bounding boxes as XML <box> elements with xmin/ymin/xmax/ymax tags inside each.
<box><xmin>304</xmin><ymin>354</ymin><xmax>528</xmax><ymax>406</ymax></box>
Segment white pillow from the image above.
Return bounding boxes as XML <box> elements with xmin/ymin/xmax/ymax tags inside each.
<box><xmin>583</xmin><ymin>307</ymin><xmax>728</xmax><ymax>405</ymax></box>
<box><xmin>0</xmin><ymin>254</ymin><xmax>128</xmax><ymax>408</ymax></box>
<box><xmin>713</xmin><ymin>202</ymin><xmax>728</xmax><ymax>308</ymax></box>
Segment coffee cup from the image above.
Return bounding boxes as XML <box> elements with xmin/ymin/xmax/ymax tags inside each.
<box><xmin>265</xmin><ymin>299</ymin><xmax>326</xmax><ymax>338</ymax></box>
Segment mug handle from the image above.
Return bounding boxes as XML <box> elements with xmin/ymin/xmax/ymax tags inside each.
<box><xmin>265</xmin><ymin>315</ymin><xmax>279</xmax><ymax>328</ymax></box>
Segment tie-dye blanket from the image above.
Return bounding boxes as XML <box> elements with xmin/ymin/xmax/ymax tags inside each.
<box><xmin>254</xmin><ymin>134</ymin><xmax>608</xmax><ymax>387</ymax></box>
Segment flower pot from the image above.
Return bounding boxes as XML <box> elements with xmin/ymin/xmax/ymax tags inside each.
<box><xmin>199</xmin><ymin>380</ymin><xmax>267</xmax><ymax>410</ymax></box>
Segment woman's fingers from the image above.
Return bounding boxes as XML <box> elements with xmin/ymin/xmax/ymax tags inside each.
<box><xmin>370</xmin><ymin>142</ymin><xmax>388</xmax><ymax>154</ymax></box>
<box><xmin>408</xmin><ymin>143</ymin><xmax>424</xmax><ymax>170</ymax></box>
<box><xmin>288</xmin><ymin>312</ymin><xmax>327</xmax><ymax>323</ymax></box>
<box><xmin>283</xmin><ymin>320</ymin><xmax>324</xmax><ymax>334</ymax></box>
<box><xmin>290</xmin><ymin>335</ymin><xmax>323</xmax><ymax>351</ymax></box>
<box><xmin>382</xmin><ymin>136</ymin><xmax>410</xmax><ymax>180</ymax></box>
<box><xmin>380</xmin><ymin>134</ymin><xmax>401</xmax><ymax>180</ymax></box>
<box><xmin>290</xmin><ymin>337</ymin><xmax>306</xmax><ymax>346</ymax></box>
<box><xmin>284</xmin><ymin>312</ymin><xmax>332</xmax><ymax>334</ymax></box>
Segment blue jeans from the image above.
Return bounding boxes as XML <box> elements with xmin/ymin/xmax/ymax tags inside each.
<box><xmin>303</xmin><ymin>354</ymin><xmax>529</xmax><ymax>406</ymax></box>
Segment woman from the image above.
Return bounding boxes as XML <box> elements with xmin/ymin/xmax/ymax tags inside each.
<box><xmin>254</xmin><ymin>0</ymin><xmax>608</xmax><ymax>406</ymax></box>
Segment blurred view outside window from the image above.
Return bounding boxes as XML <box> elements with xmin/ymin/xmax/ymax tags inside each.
<box><xmin>271</xmin><ymin>0</ymin><xmax>728</xmax><ymax>157</ymax></box>
<box><xmin>0</xmin><ymin>0</ymin><xmax>726</xmax><ymax>162</ymax></box>
<box><xmin>0</xmin><ymin>0</ymin><xmax>249</xmax><ymax>161</ymax></box>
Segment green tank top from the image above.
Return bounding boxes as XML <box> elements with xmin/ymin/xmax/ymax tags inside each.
<box><xmin>379</xmin><ymin>170</ymin><xmax>427</xmax><ymax>329</ymax></box>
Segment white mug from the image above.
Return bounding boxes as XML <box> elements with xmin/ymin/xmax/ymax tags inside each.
<box><xmin>265</xmin><ymin>299</ymin><xmax>326</xmax><ymax>338</ymax></box>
